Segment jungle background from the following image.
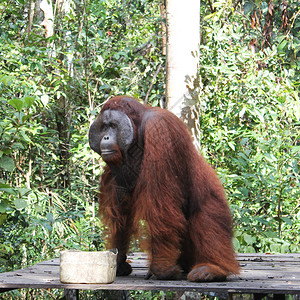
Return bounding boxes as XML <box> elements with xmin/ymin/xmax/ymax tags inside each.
<box><xmin>0</xmin><ymin>0</ymin><xmax>299</xmax><ymax>298</ymax></box>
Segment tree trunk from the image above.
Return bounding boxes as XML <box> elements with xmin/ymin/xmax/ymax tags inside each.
<box><xmin>55</xmin><ymin>96</ymin><xmax>71</xmax><ymax>189</ymax></box>
<box><xmin>54</xmin><ymin>0</ymin><xmax>72</xmax><ymax>190</ymax></box>
<box><xmin>27</xmin><ymin>1</ymin><xmax>35</xmax><ymax>36</ymax></box>
<box><xmin>166</xmin><ymin>0</ymin><xmax>200</xmax><ymax>129</ymax></box>
<box><xmin>39</xmin><ymin>0</ymin><xmax>54</xmax><ymax>38</ymax></box>
<box><xmin>35</xmin><ymin>0</ymin><xmax>72</xmax><ymax>189</ymax></box>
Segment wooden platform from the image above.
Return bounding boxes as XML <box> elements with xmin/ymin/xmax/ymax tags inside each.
<box><xmin>0</xmin><ymin>253</ymin><xmax>299</xmax><ymax>297</ymax></box>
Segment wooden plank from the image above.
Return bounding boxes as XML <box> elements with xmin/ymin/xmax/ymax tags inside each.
<box><xmin>237</xmin><ymin>253</ymin><xmax>300</xmax><ymax>263</ymax></box>
<box><xmin>0</xmin><ymin>253</ymin><xmax>299</xmax><ymax>295</ymax></box>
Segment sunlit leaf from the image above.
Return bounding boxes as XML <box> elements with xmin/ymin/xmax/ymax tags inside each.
<box><xmin>14</xmin><ymin>198</ymin><xmax>27</xmax><ymax>209</ymax></box>
<box><xmin>41</xmin><ymin>94</ymin><xmax>49</xmax><ymax>107</ymax></box>
<box><xmin>8</xmin><ymin>98</ymin><xmax>24</xmax><ymax>112</ymax></box>
<box><xmin>24</xmin><ymin>96</ymin><xmax>35</xmax><ymax>108</ymax></box>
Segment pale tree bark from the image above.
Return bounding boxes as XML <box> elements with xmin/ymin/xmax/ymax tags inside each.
<box><xmin>35</xmin><ymin>0</ymin><xmax>56</xmax><ymax>58</ymax></box>
<box><xmin>166</xmin><ymin>0</ymin><xmax>200</xmax><ymax>129</ymax></box>
<box><xmin>35</xmin><ymin>0</ymin><xmax>73</xmax><ymax>190</ymax></box>
<box><xmin>39</xmin><ymin>0</ymin><xmax>54</xmax><ymax>38</ymax></box>
<box><xmin>27</xmin><ymin>1</ymin><xmax>35</xmax><ymax>35</ymax></box>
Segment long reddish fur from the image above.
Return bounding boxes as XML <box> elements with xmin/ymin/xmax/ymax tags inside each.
<box><xmin>98</xmin><ymin>96</ymin><xmax>239</xmax><ymax>281</ymax></box>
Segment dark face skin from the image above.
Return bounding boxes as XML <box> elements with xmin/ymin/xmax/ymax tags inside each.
<box><xmin>89</xmin><ymin>109</ymin><xmax>134</xmax><ymax>163</ymax></box>
<box><xmin>89</xmin><ymin>108</ymin><xmax>143</xmax><ymax>191</ymax></box>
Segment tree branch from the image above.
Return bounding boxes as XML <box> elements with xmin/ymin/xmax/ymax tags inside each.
<box><xmin>133</xmin><ymin>33</ymin><xmax>155</xmax><ymax>54</ymax></box>
<box><xmin>144</xmin><ymin>63</ymin><xmax>162</xmax><ymax>104</ymax></box>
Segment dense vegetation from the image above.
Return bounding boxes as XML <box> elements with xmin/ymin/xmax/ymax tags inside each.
<box><xmin>0</xmin><ymin>0</ymin><xmax>299</xmax><ymax>298</ymax></box>
<box><xmin>196</xmin><ymin>0</ymin><xmax>299</xmax><ymax>253</ymax></box>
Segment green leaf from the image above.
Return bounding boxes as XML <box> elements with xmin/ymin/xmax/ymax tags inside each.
<box><xmin>228</xmin><ymin>141</ymin><xmax>235</xmax><ymax>150</ymax></box>
<box><xmin>265</xmin><ymin>153</ymin><xmax>277</xmax><ymax>162</ymax></box>
<box><xmin>0</xmin><ymin>156</ymin><xmax>15</xmax><ymax>172</ymax></box>
<box><xmin>244</xmin><ymin>233</ymin><xmax>255</xmax><ymax>244</ymax></box>
<box><xmin>14</xmin><ymin>198</ymin><xmax>27</xmax><ymax>209</ymax></box>
<box><xmin>280</xmin><ymin>244</ymin><xmax>290</xmax><ymax>253</ymax></box>
<box><xmin>281</xmin><ymin>217</ymin><xmax>293</xmax><ymax>226</ymax></box>
<box><xmin>0</xmin><ymin>214</ymin><xmax>7</xmax><ymax>226</ymax></box>
<box><xmin>24</xmin><ymin>96</ymin><xmax>35</xmax><ymax>108</ymax></box>
<box><xmin>291</xmin><ymin>146</ymin><xmax>300</xmax><ymax>154</ymax></box>
<box><xmin>0</xmin><ymin>183</ymin><xmax>12</xmax><ymax>189</ymax></box>
<box><xmin>0</xmin><ymin>75</ymin><xmax>14</xmax><ymax>86</ymax></box>
<box><xmin>244</xmin><ymin>246</ymin><xmax>256</xmax><ymax>253</ymax></box>
<box><xmin>238</xmin><ymin>187</ymin><xmax>249</xmax><ymax>197</ymax></box>
<box><xmin>30</xmin><ymin>62</ymin><xmax>36</xmax><ymax>71</ymax></box>
<box><xmin>240</xmin><ymin>138</ymin><xmax>248</xmax><ymax>146</ymax></box>
<box><xmin>0</xmin><ymin>186</ymin><xmax>17</xmax><ymax>195</ymax></box>
<box><xmin>277</xmin><ymin>40</ymin><xmax>288</xmax><ymax>52</ymax></box>
<box><xmin>20</xmin><ymin>132</ymin><xmax>32</xmax><ymax>143</ymax></box>
<box><xmin>8</xmin><ymin>98</ymin><xmax>24</xmax><ymax>112</ymax></box>
<box><xmin>41</xmin><ymin>94</ymin><xmax>49</xmax><ymax>107</ymax></box>
<box><xmin>0</xmin><ymin>200</ymin><xmax>9</xmax><ymax>213</ymax></box>
<box><xmin>270</xmin><ymin>243</ymin><xmax>281</xmax><ymax>253</ymax></box>
<box><xmin>17</xmin><ymin>188</ymin><xmax>31</xmax><ymax>197</ymax></box>
<box><xmin>232</xmin><ymin>237</ymin><xmax>240</xmax><ymax>250</ymax></box>
<box><xmin>90</xmin><ymin>110</ymin><xmax>98</xmax><ymax>116</ymax></box>
<box><xmin>258</xmin><ymin>143</ymin><xmax>269</xmax><ymax>151</ymax></box>
<box><xmin>12</xmin><ymin>142</ymin><xmax>25</xmax><ymax>150</ymax></box>
<box><xmin>41</xmin><ymin>221</ymin><xmax>52</xmax><ymax>231</ymax></box>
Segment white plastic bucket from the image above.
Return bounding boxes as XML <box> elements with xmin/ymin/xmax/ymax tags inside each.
<box><xmin>60</xmin><ymin>249</ymin><xmax>118</xmax><ymax>284</ymax></box>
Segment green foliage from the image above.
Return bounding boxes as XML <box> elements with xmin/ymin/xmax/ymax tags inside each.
<box><xmin>0</xmin><ymin>1</ymin><xmax>299</xmax><ymax>299</ymax></box>
<box><xmin>195</xmin><ymin>2</ymin><xmax>300</xmax><ymax>253</ymax></box>
<box><xmin>129</xmin><ymin>290</ymin><xmax>176</xmax><ymax>299</ymax></box>
<box><xmin>0</xmin><ymin>0</ymin><xmax>165</xmax><ymax>283</ymax></box>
